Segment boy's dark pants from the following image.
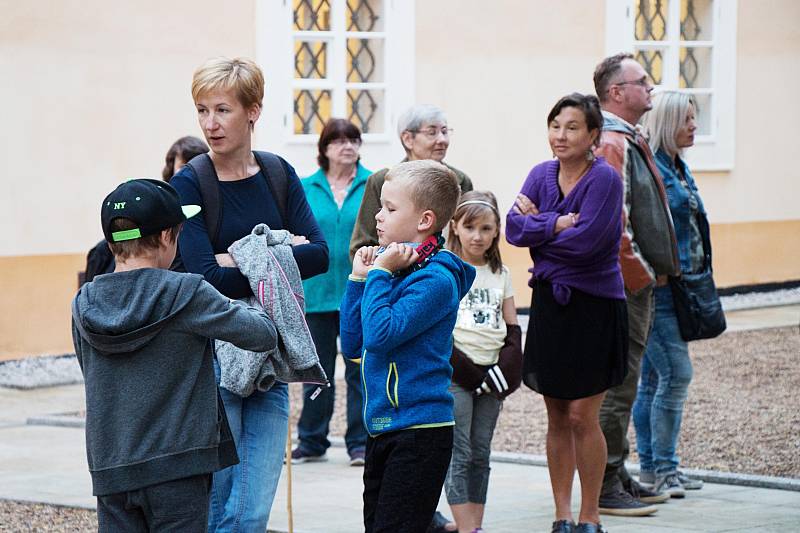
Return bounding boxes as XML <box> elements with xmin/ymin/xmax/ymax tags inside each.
<box><xmin>363</xmin><ymin>425</ymin><xmax>453</xmax><ymax>533</ymax></box>
<box><xmin>96</xmin><ymin>473</ymin><xmax>211</xmax><ymax>533</ymax></box>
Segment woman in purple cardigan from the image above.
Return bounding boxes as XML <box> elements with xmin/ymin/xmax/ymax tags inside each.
<box><xmin>506</xmin><ymin>93</ymin><xmax>626</xmax><ymax>533</ymax></box>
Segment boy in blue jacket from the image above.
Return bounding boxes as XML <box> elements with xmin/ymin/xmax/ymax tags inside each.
<box><xmin>341</xmin><ymin>160</ymin><xmax>476</xmax><ymax>532</ymax></box>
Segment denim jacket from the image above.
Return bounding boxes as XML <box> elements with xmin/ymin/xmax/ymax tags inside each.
<box><xmin>654</xmin><ymin>149</ymin><xmax>706</xmax><ymax>274</ymax></box>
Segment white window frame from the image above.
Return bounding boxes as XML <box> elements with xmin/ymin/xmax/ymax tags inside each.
<box><xmin>605</xmin><ymin>0</ymin><xmax>737</xmax><ymax>171</ymax></box>
<box><xmin>256</xmin><ymin>0</ymin><xmax>415</xmax><ymax>176</ymax></box>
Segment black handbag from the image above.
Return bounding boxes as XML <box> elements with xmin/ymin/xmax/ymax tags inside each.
<box><xmin>668</xmin><ymin>211</ymin><xmax>726</xmax><ymax>341</ymax></box>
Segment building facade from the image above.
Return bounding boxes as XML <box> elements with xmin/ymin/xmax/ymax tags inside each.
<box><xmin>2</xmin><ymin>0</ymin><xmax>798</xmax><ymax>357</ymax></box>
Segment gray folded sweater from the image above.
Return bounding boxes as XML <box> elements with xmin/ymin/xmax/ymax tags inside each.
<box><xmin>215</xmin><ymin>224</ymin><xmax>328</xmax><ymax>396</ymax></box>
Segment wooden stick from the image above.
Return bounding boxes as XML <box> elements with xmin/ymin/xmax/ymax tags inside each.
<box><xmin>286</xmin><ymin>403</ymin><xmax>294</xmax><ymax>533</ymax></box>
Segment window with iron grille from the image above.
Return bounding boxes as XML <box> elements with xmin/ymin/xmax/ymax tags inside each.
<box><xmin>606</xmin><ymin>0</ymin><xmax>737</xmax><ymax>170</ymax></box>
<box><xmin>292</xmin><ymin>0</ymin><xmax>388</xmax><ymax>137</ymax></box>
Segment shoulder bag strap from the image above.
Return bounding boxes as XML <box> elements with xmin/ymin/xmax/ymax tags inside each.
<box><xmin>253</xmin><ymin>151</ymin><xmax>289</xmax><ymax>227</ymax></box>
<box><xmin>186</xmin><ymin>153</ymin><xmax>223</xmax><ymax>245</ymax></box>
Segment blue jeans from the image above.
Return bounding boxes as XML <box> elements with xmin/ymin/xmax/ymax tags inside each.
<box><xmin>632</xmin><ymin>286</ymin><xmax>693</xmax><ymax>476</ymax></box>
<box><xmin>297</xmin><ymin>312</ymin><xmax>367</xmax><ymax>456</ymax></box>
<box><xmin>209</xmin><ymin>360</ymin><xmax>289</xmax><ymax>532</ymax></box>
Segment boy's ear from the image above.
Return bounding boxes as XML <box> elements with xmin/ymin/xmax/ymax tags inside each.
<box><xmin>418</xmin><ymin>210</ymin><xmax>436</xmax><ymax>233</ymax></box>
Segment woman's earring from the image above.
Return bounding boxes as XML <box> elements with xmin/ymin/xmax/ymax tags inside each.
<box><xmin>586</xmin><ymin>149</ymin><xmax>595</xmax><ymax>162</ymax></box>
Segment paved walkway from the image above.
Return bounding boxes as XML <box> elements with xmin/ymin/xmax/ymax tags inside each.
<box><xmin>1</xmin><ymin>305</ymin><xmax>798</xmax><ymax>531</ymax></box>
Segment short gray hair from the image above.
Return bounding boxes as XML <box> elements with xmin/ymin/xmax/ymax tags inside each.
<box><xmin>641</xmin><ymin>91</ymin><xmax>695</xmax><ymax>158</ymax></box>
<box><xmin>396</xmin><ymin>104</ymin><xmax>447</xmax><ymax>138</ymax></box>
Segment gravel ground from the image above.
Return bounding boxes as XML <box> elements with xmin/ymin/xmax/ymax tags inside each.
<box><xmin>0</xmin><ymin>501</ymin><xmax>95</xmax><ymax>532</ymax></box>
<box><xmin>290</xmin><ymin>325</ymin><xmax>800</xmax><ymax>478</ymax></box>
<box><xmin>720</xmin><ymin>286</ymin><xmax>800</xmax><ymax>311</ymax></box>
<box><xmin>0</xmin><ymin>355</ymin><xmax>82</xmax><ymax>389</ymax></box>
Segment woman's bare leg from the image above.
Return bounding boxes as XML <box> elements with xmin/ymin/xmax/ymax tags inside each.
<box><xmin>543</xmin><ymin>396</ymin><xmax>576</xmax><ymax>522</ymax></box>
<box><xmin>569</xmin><ymin>392</ymin><xmax>607</xmax><ymax>525</ymax></box>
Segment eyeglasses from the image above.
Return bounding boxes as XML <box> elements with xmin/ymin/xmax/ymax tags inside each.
<box><xmin>329</xmin><ymin>137</ymin><xmax>362</xmax><ymax>147</ymax></box>
<box><xmin>409</xmin><ymin>127</ymin><xmax>454</xmax><ymax>139</ymax></box>
<box><xmin>613</xmin><ymin>77</ymin><xmax>652</xmax><ymax>88</ymax></box>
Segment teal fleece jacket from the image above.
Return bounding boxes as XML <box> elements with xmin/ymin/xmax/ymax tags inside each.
<box><xmin>301</xmin><ymin>163</ymin><xmax>371</xmax><ymax>313</ymax></box>
<box><xmin>340</xmin><ymin>250</ymin><xmax>476</xmax><ymax>436</ymax></box>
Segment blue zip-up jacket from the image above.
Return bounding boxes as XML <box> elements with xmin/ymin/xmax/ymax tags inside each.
<box><xmin>654</xmin><ymin>149</ymin><xmax>707</xmax><ymax>274</ymax></box>
<box><xmin>301</xmin><ymin>163</ymin><xmax>371</xmax><ymax>313</ymax></box>
<box><xmin>340</xmin><ymin>250</ymin><xmax>476</xmax><ymax>436</ymax></box>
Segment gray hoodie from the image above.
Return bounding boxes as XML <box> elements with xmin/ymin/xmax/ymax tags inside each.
<box><xmin>71</xmin><ymin>268</ymin><xmax>276</xmax><ymax>496</ymax></box>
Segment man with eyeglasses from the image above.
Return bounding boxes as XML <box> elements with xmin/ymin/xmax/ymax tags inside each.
<box><xmin>592</xmin><ymin>53</ymin><xmax>681</xmax><ymax>518</ymax></box>
<box><xmin>349</xmin><ymin>104</ymin><xmax>472</xmax><ymax>258</ymax></box>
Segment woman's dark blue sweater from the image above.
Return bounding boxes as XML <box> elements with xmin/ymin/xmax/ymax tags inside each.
<box><xmin>171</xmin><ymin>158</ymin><xmax>329</xmax><ymax>299</ymax></box>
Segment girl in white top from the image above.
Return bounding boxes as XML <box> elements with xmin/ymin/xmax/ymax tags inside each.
<box><xmin>439</xmin><ymin>190</ymin><xmax>523</xmax><ymax>533</ymax></box>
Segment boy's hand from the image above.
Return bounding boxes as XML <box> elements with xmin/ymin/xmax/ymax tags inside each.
<box><xmin>373</xmin><ymin>243</ymin><xmax>419</xmax><ymax>273</ymax></box>
<box><xmin>352</xmin><ymin>246</ymin><xmax>379</xmax><ymax>278</ymax></box>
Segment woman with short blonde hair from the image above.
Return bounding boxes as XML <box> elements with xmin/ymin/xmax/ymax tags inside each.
<box><xmin>171</xmin><ymin>56</ymin><xmax>329</xmax><ymax>531</ymax></box>
<box><xmin>633</xmin><ymin>91</ymin><xmax>708</xmax><ymax>497</ymax></box>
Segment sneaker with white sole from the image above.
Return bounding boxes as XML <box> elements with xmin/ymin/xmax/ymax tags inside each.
<box><xmin>598</xmin><ymin>488</ymin><xmax>659</xmax><ymax>516</ymax></box>
<box><xmin>655</xmin><ymin>472</ymin><xmax>685</xmax><ymax>498</ymax></box>
<box><xmin>677</xmin><ymin>470</ymin><xmax>704</xmax><ymax>490</ymax></box>
<box><xmin>624</xmin><ymin>477</ymin><xmax>670</xmax><ymax>504</ymax></box>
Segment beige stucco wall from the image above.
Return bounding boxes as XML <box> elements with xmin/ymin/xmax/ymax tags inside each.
<box><xmin>0</xmin><ymin>0</ymin><xmax>256</xmax><ymax>258</ymax></box>
<box><xmin>696</xmin><ymin>1</ymin><xmax>800</xmax><ymax>223</ymax></box>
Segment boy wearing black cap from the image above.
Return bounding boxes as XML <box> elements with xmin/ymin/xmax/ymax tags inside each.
<box><xmin>72</xmin><ymin>179</ymin><xmax>277</xmax><ymax>532</ymax></box>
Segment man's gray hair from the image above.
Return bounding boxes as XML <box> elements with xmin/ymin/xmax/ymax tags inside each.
<box><xmin>396</xmin><ymin>104</ymin><xmax>447</xmax><ymax>138</ymax></box>
<box><xmin>641</xmin><ymin>91</ymin><xmax>695</xmax><ymax>158</ymax></box>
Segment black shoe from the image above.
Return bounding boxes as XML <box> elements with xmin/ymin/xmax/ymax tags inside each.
<box><xmin>623</xmin><ymin>477</ymin><xmax>670</xmax><ymax>503</ymax></box>
<box><xmin>425</xmin><ymin>511</ymin><xmax>453</xmax><ymax>533</ymax></box>
<box><xmin>575</xmin><ymin>523</ymin><xmax>606</xmax><ymax>533</ymax></box>
<box><xmin>551</xmin><ymin>519</ymin><xmax>575</xmax><ymax>533</ymax></box>
<box><xmin>599</xmin><ymin>488</ymin><xmax>658</xmax><ymax>516</ymax></box>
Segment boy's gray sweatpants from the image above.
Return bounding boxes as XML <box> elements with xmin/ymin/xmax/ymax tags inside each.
<box><xmin>445</xmin><ymin>383</ymin><xmax>502</xmax><ymax>505</ymax></box>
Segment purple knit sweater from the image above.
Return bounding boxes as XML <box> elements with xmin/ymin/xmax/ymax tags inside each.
<box><xmin>505</xmin><ymin>157</ymin><xmax>625</xmax><ymax>304</ymax></box>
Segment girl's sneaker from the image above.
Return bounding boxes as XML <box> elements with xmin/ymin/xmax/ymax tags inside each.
<box><xmin>655</xmin><ymin>472</ymin><xmax>686</xmax><ymax>498</ymax></box>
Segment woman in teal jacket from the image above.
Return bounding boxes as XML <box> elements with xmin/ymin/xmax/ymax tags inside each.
<box><xmin>294</xmin><ymin>118</ymin><xmax>372</xmax><ymax>466</ymax></box>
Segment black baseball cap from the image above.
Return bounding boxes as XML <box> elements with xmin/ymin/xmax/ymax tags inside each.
<box><xmin>101</xmin><ymin>178</ymin><xmax>201</xmax><ymax>243</ymax></box>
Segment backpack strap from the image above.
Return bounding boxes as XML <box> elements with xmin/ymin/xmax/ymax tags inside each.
<box><xmin>254</xmin><ymin>151</ymin><xmax>289</xmax><ymax>227</ymax></box>
<box><xmin>187</xmin><ymin>153</ymin><xmax>223</xmax><ymax>244</ymax></box>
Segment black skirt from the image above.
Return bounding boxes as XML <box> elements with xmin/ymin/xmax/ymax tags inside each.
<box><xmin>523</xmin><ymin>280</ymin><xmax>628</xmax><ymax>400</ymax></box>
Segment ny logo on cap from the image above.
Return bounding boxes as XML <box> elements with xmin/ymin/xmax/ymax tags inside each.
<box><xmin>114</xmin><ymin>202</ymin><xmax>126</xmax><ymax>209</ymax></box>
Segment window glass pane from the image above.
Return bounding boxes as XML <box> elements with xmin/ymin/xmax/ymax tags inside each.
<box><xmin>679</xmin><ymin>47</ymin><xmax>711</xmax><ymax>88</ymax></box>
<box><xmin>293</xmin><ymin>0</ymin><xmax>331</xmax><ymax>31</ymax></box>
<box><xmin>681</xmin><ymin>0</ymin><xmax>714</xmax><ymax>41</ymax></box>
<box><xmin>294</xmin><ymin>40</ymin><xmax>327</xmax><ymax>79</ymax></box>
<box><xmin>346</xmin><ymin>0</ymin><xmax>384</xmax><ymax>32</ymax></box>
<box><xmin>635</xmin><ymin>49</ymin><xmax>665</xmax><ymax>85</ymax></box>
<box><xmin>347</xmin><ymin>89</ymin><xmax>384</xmax><ymax>134</ymax></box>
<box><xmin>347</xmin><ymin>38</ymin><xmax>384</xmax><ymax>83</ymax></box>
<box><xmin>689</xmin><ymin>93</ymin><xmax>712</xmax><ymax>135</ymax></box>
<box><xmin>635</xmin><ymin>0</ymin><xmax>669</xmax><ymax>41</ymax></box>
<box><xmin>294</xmin><ymin>89</ymin><xmax>332</xmax><ymax>134</ymax></box>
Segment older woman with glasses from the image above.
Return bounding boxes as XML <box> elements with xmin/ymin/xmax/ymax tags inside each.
<box><xmin>292</xmin><ymin>118</ymin><xmax>372</xmax><ymax>467</ymax></box>
<box><xmin>349</xmin><ymin>104</ymin><xmax>473</xmax><ymax>257</ymax></box>
<box><xmin>632</xmin><ymin>91</ymin><xmax>707</xmax><ymax>498</ymax></box>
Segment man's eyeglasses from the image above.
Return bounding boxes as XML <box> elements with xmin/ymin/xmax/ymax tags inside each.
<box><xmin>409</xmin><ymin>127</ymin><xmax>454</xmax><ymax>139</ymax></box>
<box><xmin>613</xmin><ymin>77</ymin><xmax>651</xmax><ymax>88</ymax></box>
<box><xmin>329</xmin><ymin>137</ymin><xmax>362</xmax><ymax>147</ymax></box>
